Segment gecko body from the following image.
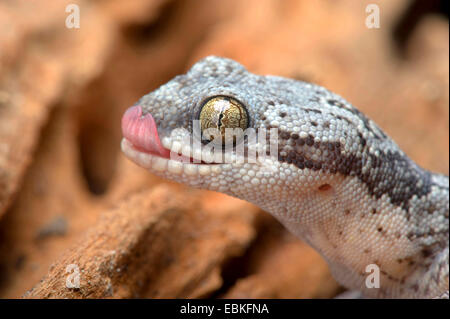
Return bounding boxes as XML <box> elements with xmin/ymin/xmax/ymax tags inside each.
<box><xmin>121</xmin><ymin>56</ymin><xmax>449</xmax><ymax>298</ymax></box>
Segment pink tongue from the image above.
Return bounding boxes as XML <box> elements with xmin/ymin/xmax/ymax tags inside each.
<box><xmin>121</xmin><ymin>105</ymin><xmax>170</xmax><ymax>158</ymax></box>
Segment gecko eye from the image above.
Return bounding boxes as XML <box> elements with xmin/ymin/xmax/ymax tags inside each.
<box><xmin>198</xmin><ymin>96</ymin><xmax>249</xmax><ymax>145</ymax></box>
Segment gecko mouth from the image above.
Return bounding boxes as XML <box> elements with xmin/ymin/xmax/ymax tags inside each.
<box><xmin>121</xmin><ymin>105</ymin><xmax>195</xmax><ymax>161</ymax></box>
<box><xmin>121</xmin><ymin>105</ymin><xmax>223</xmax><ymax>175</ymax></box>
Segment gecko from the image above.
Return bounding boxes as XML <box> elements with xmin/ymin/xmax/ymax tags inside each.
<box><xmin>120</xmin><ymin>56</ymin><xmax>449</xmax><ymax>298</ymax></box>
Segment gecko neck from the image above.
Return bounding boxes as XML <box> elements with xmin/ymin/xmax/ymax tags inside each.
<box><xmin>249</xmin><ymin>172</ymin><xmax>449</xmax><ymax>298</ymax></box>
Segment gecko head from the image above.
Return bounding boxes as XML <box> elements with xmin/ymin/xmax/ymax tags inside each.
<box><xmin>121</xmin><ymin>56</ymin><xmax>278</xmax><ymax>194</ymax></box>
<box><xmin>121</xmin><ymin>56</ymin><xmax>335</xmax><ymax>209</ymax></box>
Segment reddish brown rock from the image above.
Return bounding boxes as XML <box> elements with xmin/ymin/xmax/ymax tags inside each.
<box><xmin>222</xmin><ymin>213</ymin><xmax>340</xmax><ymax>299</ymax></box>
<box><xmin>24</xmin><ymin>185</ymin><xmax>259</xmax><ymax>298</ymax></box>
<box><xmin>0</xmin><ymin>0</ymin><xmax>113</xmax><ymax>218</ymax></box>
<box><xmin>0</xmin><ymin>107</ymin><xmax>99</xmax><ymax>298</ymax></box>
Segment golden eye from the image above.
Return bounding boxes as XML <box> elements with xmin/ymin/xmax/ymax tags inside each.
<box><xmin>199</xmin><ymin>96</ymin><xmax>249</xmax><ymax>145</ymax></box>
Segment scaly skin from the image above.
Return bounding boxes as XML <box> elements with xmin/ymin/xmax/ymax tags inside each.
<box><xmin>121</xmin><ymin>56</ymin><xmax>449</xmax><ymax>298</ymax></box>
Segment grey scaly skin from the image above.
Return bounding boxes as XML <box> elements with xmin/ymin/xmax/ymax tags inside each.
<box><xmin>121</xmin><ymin>56</ymin><xmax>449</xmax><ymax>298</ymax></box>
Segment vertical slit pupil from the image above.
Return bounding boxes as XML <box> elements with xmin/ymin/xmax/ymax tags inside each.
<box><xmin>218</xmin><ymin>112</ymin><xmax>224</xmax><ymax>128</ymax></box>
